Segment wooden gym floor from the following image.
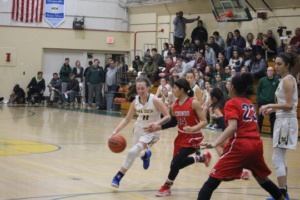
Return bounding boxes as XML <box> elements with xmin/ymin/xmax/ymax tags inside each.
<box><xmin>0</xmin><ymin>104</ymin><xmax>299</xmax><ymax>200</ymax></box>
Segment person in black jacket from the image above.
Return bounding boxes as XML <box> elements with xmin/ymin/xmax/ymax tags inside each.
<box><xmin>72</xmin><ymin>60</ymin><xmax>84</xmax><ymax>83</ymax></box>
<box><xmin>61</xmin><ymin>73</ymin><xmax>80</xmax><ymax>106</ymax></box>
<box><xmin>191</xmin><ymin>20</ymin><xmax>208</xmax><ymax>44</ymax></box>
<box><xmin>9</xmin><ymin>84</ymin><xmax>25</xmax><ymax>104</ymax></box>
<box><xmin>26</xmin><ymin>71</ymin><xmax>45</xmax><ymax>104</ymax></box>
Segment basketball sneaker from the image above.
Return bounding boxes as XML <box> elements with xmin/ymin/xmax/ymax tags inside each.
<box><xmin>241</xmin><ymin>171</ymin><xmax>249</xmax><ymax>180</ymax></box>
<box><xmin>141</xmin><ymin>150</ymin><xmax>151</xmax><ymax>170</ymax></box>
<box><xmin>155</xmin><ymin>185</ymin><xmax>171</xmax><ymax>197</ymax></box>
<box><xmin>203</xmin><ymin>151</ymin><xmax>211</xmax><ymax>167</ymax></box>
<box><xmin>111</xmin><ymin>176</ymin><xmax>121</xmax><ymax>188</ymax></box>
<box><xmin>266</xmin><ymin>193</ymin><xmax>290</xmax><ymax>200</ymax></box>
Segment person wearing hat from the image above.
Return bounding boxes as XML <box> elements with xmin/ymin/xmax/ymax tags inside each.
<box><xmin>61</xmin><ymin>73</ymin><xmax>80</xmax><ymax>106</ymax></box>
<box><xmin>132</xmin><ymin>55</ymin><xmax>145</xmax><ymax>73</ymax></box>
<box><xmin>173</xmin><ymin>11</ymin><xmax>200</xmax><ymax>54</ymax></box>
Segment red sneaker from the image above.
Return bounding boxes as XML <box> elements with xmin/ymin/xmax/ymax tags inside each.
<box><xmin>155</xmin><ymin>185</ymin><xmax>171</xmax><ymax>197</ymax></box>
<box><xmin>203</xmin><ymin>151</ymin><xmax>211</xmax><ymax>167</ymax></box>
<box><xmin>241</xmin><ymin>171</ymin><xmax>249</xmax><ymax>180</ymax></box>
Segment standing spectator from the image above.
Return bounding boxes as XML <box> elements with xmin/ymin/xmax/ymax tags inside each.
<box><xmin>225</xmin><ymin>29</ymin><xmax>246</xmax><ymax>60</ymax></box>
<box><xmin>26</xmin><ymin>71</ymin><xmax>45</xmax><ymax>104</ymax></box>
<box><xmin>62</xmin><ymin>73</ymin><xmax>79</xmax><ymax>106</ymax></box>
<box><xmin>132</xmin><ymin>55</ymin><xmax>145</xmax><ymax>73</ymax></box>
<box><xmin>213</xmin><ymin>31</ymin><xmax>225</xmax><ymax>52</ymax></box>
<box><xmin>191</xmin><ymin>20</ymin><xmax>208</xmax><ymax>44</ymax></box>
<box><xmin>250</xmin><ymin>51</ymin><xmax>267</xmax><ymax>79</ymax></box>
<box><xmin>158</xmin><ymin>56</ymin><xmax>175</xmax><ymax>80</ymax></box>
<box><xmin>8</xmin><ymin>84</ymin><xmax>25</xmax><ymax>104</ymax></box>
<box><xmin>47</xmin><ymin>73</ymin><xmax>62</xmax><ymax>105</ymax></box>
<box><xmin>142</xmin><ymin>57</ymin><xmax>158</xmax><ymax>85</ymax></box>
<box><xmin>151</xmin><ymin>48</ymin><xmax>165</xmax><ymax>67</ymax></box>
<box><xmin>84</xmin><ymin>61</ymin><xmax>93</xmax><ymax>104</ymax></box>
<box><xmin>106</xmin><ymin>59</ymin><xmax>118</xmax><ymax>93</ymax></box>
<box><xmin>209</xmin><ymin>36</ymin><xmax>220</xmax><ymax>56</ymax></box>
<box><xmin>86</xmin><ymin>59</ymin><xmax>105</xmax><ymax>107</ymax></box>
<box><xmin>105</xmin><ymin>58</ymin><xmax>113</xmax><ymax>71</ymax></box>
<box><xmin>204</xmin><ymin>43</ymin><xmax>217</xmax><ymax>68</ymax></box>
<box><xmin>161</xmin><ymin>43</ymin><xmax>170</xmax><ymax>60</ymax></box>
<box><xmin>73</xmin><ymin>60</ymin><xmax>84</xmax><ymax>83</ymax></box>
<box><xmin>59</xmin><ymin>58</ymin><xmax>72</xmax><ymax>93</ymax></box>
<box><xmin>173</xmin><ymin>11</ymin><xmax>200</xmax><ymax>54</ymax></box>
<box><xmin>256</xmin><ymin>67</ymin><xmax>279</xmax><ymax>137</ymax></box>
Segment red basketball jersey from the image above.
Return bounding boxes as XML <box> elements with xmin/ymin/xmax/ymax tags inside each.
<box><xmin>224</xmin><ymin>97</ymin><xmax>260</xmax><ymax>141</ymax></box>
<box><xmin>173</xmin><ymin>97</ymin><xmax>201</xmax><ymax>134</ymax></box>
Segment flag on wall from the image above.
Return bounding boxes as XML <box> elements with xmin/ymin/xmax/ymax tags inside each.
<box><xmin>11</xmin><ymin>0</ymin><xmax>44</xmax><ymax>23</ymax></box>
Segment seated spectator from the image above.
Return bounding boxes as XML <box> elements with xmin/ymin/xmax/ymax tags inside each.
<box><xmin>62</xmin><ymin>73</ymin><xmax>79</xmax><ymax>106</ymax></box>
<box><xmin>241</xmin><ymin>49</ymin><xmax>253</xmax><ymax>71</ymax></box>
<box><xmin>161</xmin><ymin>86</ymin><xmax>175</xmax><ymax>113</ymax></box>
<box><xmin>212</xmin><ymin>63</ymin><xmax>224</xmax><ymax>80</ymax></box>
<box><xmin>245</xmin><ymin>32</ymin><xmax>254</xmax><ymax>50</ymax></box>
<box><xmin>73</xmin><ymin>60</ymin><xmax>84</xmax><ymax>83</ymax></box>
<box><xmin>217</xmin><ymin>51</ymin><xmax>229</xmax><ymax>69</ymax></box>
<box><xmin>158</xmin><ymin>56</ymin><xmax>175</xmax><ymax>81</ymax></box>
<box><xmin>252</xmin><ymin>32</ymin><xmax>263</xmax><ymax>56</ymax></box>
<box><xmin>289</xmin><ymin>27</ymin><xmax>300</xmax><ymax>52</ymax></box>
<box><xmin>229</xmin><ymin>50</ymin><xmax>243</xmax><ymax>72</ymax></box>
<box><xmin>151</xmin><ymin>48</ymin><xmax>165</xmax><ymax>67</ymax></box>
<box><xmin>182</xmin><ymin>39</ymin><xmax>193</xmax><ymax>58</ymax></box>
<box><xmin>225</xmin><ymin>32</ymin><xmax>233</xmax><ymax>48</ymax></box>
<box><xmin>222</xmin><ymin>65</ymin><xmax>231</xmax><ymax>81</ymax></box>
<box><xmin>250</xmin><ymin>51</ymin><xmax>267</xmax><ymax>79</ymax></box>
<box><xmin>132</xmin><ymin>55</ymin><xmax>145</xmax><ymax>73</ymax></box>
<box><xmin>204</xmin><ymin>43</ymin><xmax>217</xmax><ymax>68</ymax></box>
<box><xmin>169</xmin><ymin>47</ymin><xmax>178</xmax><ymax>62</ymax></box>
<box><xmin>143</xmin><ymin>49</ymin><xmax>151</xmax><ymax>62</ymax></box>
<box><xmin>262</xmin><ymin>34</ymin><xmax>277</xmax><ymax>57</ymax></box>
<box><xmin>285</xmin><ymin>44</ymin><xmax>298</xmax><ymax>53</ymax></box>
<box><xmin>26</xmin><ymin>71</ymin><xmax>45</xmax><ymax>104</ymax></box>
<box><xmin>213</xmin><ymin>73</ymin><xmax>226</xmax><ymax>91</ymax></box>
<box><xmin>141</xmin><ymin>56</ymin><xmax>158</xmax><ymax>84</ymax></box>
<box><xmin>191</xmin><ymin>38</ymin><xmax>205</xmax><ymax>54</ymax></box>
<box><xmin>47</xmin><ymin>72</ymin><xmax>62</xmax><ymax>105</ymax></box>
<box><xmin>195</xmin><ymin>72</ymin><xmax>204</xmax><ymax>89</ymax></box>
<box><xmin>240</xmin><ymin>66</ymin><xmax>249</xmax><ymax>73</ymax></box>
<box><xmin>231</xmin><ymin>68</ymin><xmax>237</xmax><ymax>78</ymax></box>
<box><xmin>8</xmin><ymin>84</ymin><xmax>25</xmax><ymax>104</ymax></box>
<box><xmin>161</xmin><ymin>43</ymin><xmax>170</xmax><ymax>60</ymax></box>
<box><xmin>209</xmin><ymin>36</ymin><xmax>220</xmax><ymax>56</ymax></box>
<box><xmin>155</xmin><ymin>77</ymin><xmax>172</xmax><ymax>97</ymax></box>
<box><xmin>169</xmin><ymin>57</ymin><xmax>188</xmax><ymax>84</ymax></box>
<box><xmin>203</xmin><ymin>72</ymin><xmax>212</xmax><ymax>84</ymax></box>
<box><xmin>186</xmin><ymin>70</ymin><xmax>203</xmax><ymax>102</ymax></box>
<box><xmin>213</xmin><ymin>31</ymin><xmax>225</xmax><ymax>52</ymax></box>
<box><xmin>193</xmin><ymin>52</ymin><xmax>206</xmax><ymax>74</ymax></box>
<box><xmin>225</xmin><ymin>29</ymin><xmax>246</xmax><ymax>60</ymax></box>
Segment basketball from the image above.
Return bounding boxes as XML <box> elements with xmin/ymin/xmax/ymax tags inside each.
<box><xmin>108</xmin><ymin>134</ymin><xmax>127</xmax><ymax>153</ymax></box>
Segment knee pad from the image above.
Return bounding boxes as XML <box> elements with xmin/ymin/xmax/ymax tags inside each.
<box><xmin>272</xmin><ymin>148</ymin><xmax>287</xmax><ymax>177</ymax></box>
<box><xmin>122</xmin><ymin>143</ymin><xmax>144</xmax><ymax>170</ymax></box>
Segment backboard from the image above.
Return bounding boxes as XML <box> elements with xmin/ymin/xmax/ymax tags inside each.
<box><xmin>209</xmin><ymin>0</ymin><xmax>253</xmax><ymax>22</ymax></box>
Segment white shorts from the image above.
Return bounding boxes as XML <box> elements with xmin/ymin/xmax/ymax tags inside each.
<box><xmin>132</xmin><ymin>123</ymin><xmax>161</xmax><ymax>148</ymax></box>
<box><xmin>273</xmin><ymin>117</ymin><xmax>298</xmax><ymax>149</ymax></box>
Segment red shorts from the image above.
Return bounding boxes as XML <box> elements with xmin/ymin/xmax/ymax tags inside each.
<box><xmin>173</xmin><ymin>132</ymin><xmax>203</xmax><ymax>156</ymax></box>
<box><xmin>210</xmin><ymin>138</ymin><xmax>271</xmax><ymax>180</ymax></box>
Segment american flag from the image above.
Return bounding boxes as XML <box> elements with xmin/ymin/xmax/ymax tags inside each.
<box><xmin>11</xmin><ymin>0</ymin><xmax>44</xmax><ymax>23</ymax></box>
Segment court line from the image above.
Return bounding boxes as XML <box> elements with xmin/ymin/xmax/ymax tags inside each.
<box><xmin>6</xmin><ymin>187</ymin><xmax>300</xmax><ymax>200</ymax></box>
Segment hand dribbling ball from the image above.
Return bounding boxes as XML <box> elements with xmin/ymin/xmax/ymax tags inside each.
<box><xmin>108</xmin><ymin>134</ymin><xmax>127</xmax><ymax>153</ymax></box>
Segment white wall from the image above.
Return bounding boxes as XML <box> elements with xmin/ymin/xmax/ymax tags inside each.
<box><xmin>0</xmin><ymin>0</ymin><xmax>128</xmax><ymax>31</ymax></box>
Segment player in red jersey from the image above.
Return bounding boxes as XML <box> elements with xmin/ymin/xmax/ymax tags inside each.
<box><xmin>144</xmin><ymin>78</ymin><xmax>211</xmax><ymax>197</ymax></box>
<box><xmin>198</xmin><ymin>73</ymin><xmax>286</xmax><ymax>200</ymax></box>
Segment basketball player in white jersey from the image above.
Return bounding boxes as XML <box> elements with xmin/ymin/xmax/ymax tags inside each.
<box><xmin>111</xmin><ymin>77</ymin><xmax>170</xmax><ymax>188</ymax></box>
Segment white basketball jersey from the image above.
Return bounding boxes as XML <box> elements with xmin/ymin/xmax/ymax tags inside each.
<box><xmin>275</xmin><ymin>75</ymin><xmax>298</xmax><ymax>117</ymax></box>
<box><xmin>135</xmin><ymin>94</ymin><xmax>161</xmax><ymax>126</ymax></box>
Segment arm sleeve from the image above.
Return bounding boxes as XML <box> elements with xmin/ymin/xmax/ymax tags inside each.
<box><xmin>184</xmin><ymin>18</ymin><xmax>196</xmax><ymax>23</ymax></box>
<box><xmin>161</xmin><ymin>116</ymin><xmax>177</xmax><ymax>130</ymax></box>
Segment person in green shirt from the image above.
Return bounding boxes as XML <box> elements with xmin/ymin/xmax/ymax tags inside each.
<box><xmin>256</xmin><ymin>66</ymin><xmax>279</xmax><ymax>137</ymax></box>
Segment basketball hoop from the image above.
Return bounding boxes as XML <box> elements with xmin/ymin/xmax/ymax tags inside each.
<box><xmin>216</xmin><ymin>10</ymin><xmax>234</xmax><ymax>21</ymax></box>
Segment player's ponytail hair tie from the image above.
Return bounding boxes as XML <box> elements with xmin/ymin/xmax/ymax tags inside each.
<box><xmin>174</xmin><ymin>78</ymin><xmax>194</xmax><ymax>97</ymax></box>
